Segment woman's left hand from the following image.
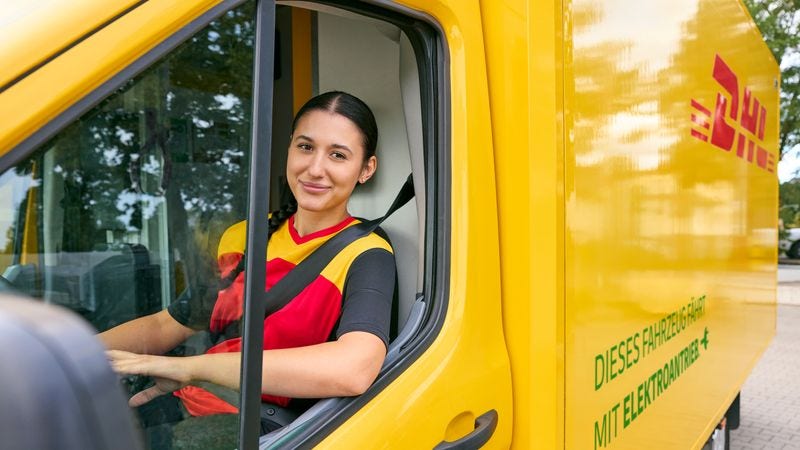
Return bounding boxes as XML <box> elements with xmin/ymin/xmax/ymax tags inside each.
<box><xmin>106</xmin><ymin>350</ymin><xmax>191</xmax><ymax>407</ymax></box>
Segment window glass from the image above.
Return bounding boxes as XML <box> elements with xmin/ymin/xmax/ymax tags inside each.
<box><xmin>0</xmin><ymin>5</ymin><xmax>254</xmax><ymax>331</ymax></box>
<box><xmin>0</xmin><ymin>2</ymin><xmax>256</xmax><ymax>448</ymax></box>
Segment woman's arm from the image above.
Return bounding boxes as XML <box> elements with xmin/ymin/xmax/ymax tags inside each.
<box><xmin>107</xmin><ymin>330</ymin><xmax>386</xmax><ymax>405</ymax></box>
<box><xmin>260</xmin><ymin>331</ymin><xmax>386</xmax><ymax>397</ymax></box>
<box><xmin>99</xmin><ymin>309</ymin><xmax>195</xmax><ymax>355</ymax></box>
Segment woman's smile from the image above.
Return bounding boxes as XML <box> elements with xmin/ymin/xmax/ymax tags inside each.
<box><xmin>299</xmin><ymin>180</ymin><xmax>331</xmax><ymax>194</ymax></box>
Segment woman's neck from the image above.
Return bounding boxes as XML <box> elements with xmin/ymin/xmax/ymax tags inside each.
<box><xmin>292</xmin><ymin>208</ymin><xmax>350</xmax><ymax>238</ymax></box>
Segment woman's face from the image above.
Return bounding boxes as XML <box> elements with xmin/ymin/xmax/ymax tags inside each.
<box><xmin>287</xmin><ymin>109</ymin><xmax>377</xmax><ymax>219</ymax></box>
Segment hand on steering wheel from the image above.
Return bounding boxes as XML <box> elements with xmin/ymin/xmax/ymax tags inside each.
<box><xmin>107</xmin><ymin>350</ymin><xmax>189</xmax><ymax>407</ymax></box>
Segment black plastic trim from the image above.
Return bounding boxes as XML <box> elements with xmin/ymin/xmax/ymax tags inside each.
<box><xmin>1</xmin><ymin>0</ymin><xmax>248</xmax><ymax>175</ymax></box>
<box><xmin>726</xmin><ymin>393</ymin><xmax>741</xmax><ymax>430</ymax></box>
<box><xmin>433</xmin><ymin>410</ymin><xmax>499</xmax><ymax>450</ymax></box>
<box><xmin>270</xmin><ymin>1</ymin><xmax>451</xmax><ymax>448</ymax></box>
<box><xmin>239</xmin><ymin>1</ymin><xmax>276</xmax><ymax>448</ymax></box>
<box><xmin>0</xmin><ymin>0</ymin><xmax>149</xmax><ymax>95</ymax></box>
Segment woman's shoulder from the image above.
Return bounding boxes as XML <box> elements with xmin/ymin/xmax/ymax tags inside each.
<box><xmin>326</xmin><ymin>225</ymin><xmax>394</xmax><ymax>273</ymax></box>
<box><xmin>217</xmin><ymin>220</ymin><xmax>248</xmax><ymax>257</ymax></box>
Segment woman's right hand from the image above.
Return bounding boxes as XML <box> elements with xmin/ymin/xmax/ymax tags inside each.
<box><xmin>107</xmin><ymin>350</ymin><xmax>190</xmax><ymax>407</ymax></box>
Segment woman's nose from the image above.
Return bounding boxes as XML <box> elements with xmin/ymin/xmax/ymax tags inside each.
<box><xmin>306</xmin><ymin>153</ymin><xmax>325</xmax><ymax>177</ymax></box>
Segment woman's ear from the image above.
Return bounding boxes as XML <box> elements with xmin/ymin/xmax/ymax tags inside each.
<box><xmin>359</xmin><ymin>156</ymin><xmax>377</xmax><ymax>184</ymax></box>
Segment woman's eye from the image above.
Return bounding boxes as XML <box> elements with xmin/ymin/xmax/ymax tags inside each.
<box><xmin>331</xmin><ymin>151</ymin><xmax>347</xmax><ymax>160</ymax></box>
<box><xmin>298</xmin><ymin>143</ymin><xmax>312</xmax><ymax>152</ymax></box>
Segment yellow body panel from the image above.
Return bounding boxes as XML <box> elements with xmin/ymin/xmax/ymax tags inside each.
<box><xmin>0</xmin><ymin>0</ymin><xmax>223</xmax><ymax>154</ymax></box>
<box><xmin>291</xmin><ymin>8</ymin><xmax>313</xmax><ymax>114</ymax></box>
<box><xmin>561</xmin><ymin>0</ymin><xmax>778</xmax><ymax>449</ymax></box>
<box><xmin>0</xmin><ymin>0</ymin><xmax>142</xmax><ymax>89</ymax></box>
<box><xmin>481</xmin><ymin>0</ymin><xmax>567</xmax><ymax>448</ymax></box>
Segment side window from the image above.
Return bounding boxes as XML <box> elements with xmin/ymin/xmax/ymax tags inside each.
<box><xmin>253</xmin><ymin>3</ymin><xmax>442</xmax><ymax>447</ymax></box>
<box><xmin>0</xmin><ymin>3</ymin><xmax>257</xmax><ymax>449</ymax></box>
<box><xmin>0</xmin><ymin>5</ymin><xmax>255</xmax><ymax>334</ymax></box>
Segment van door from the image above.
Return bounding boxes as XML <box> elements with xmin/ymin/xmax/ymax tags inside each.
<box><xmin>0</xmin><ymin>0</ymin><xmax>513</xmax><ymax>448</ymax></box>
<box><xmin>251</xmin><ymin>1</ymin><xmax>514</xmax><ymax>448</ymax></box>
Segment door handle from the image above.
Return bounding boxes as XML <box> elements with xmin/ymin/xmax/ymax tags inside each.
<box><xmin>434</xmin><ymin>410</ymin><xmax>498</xmax><ymax>450</ymax></box>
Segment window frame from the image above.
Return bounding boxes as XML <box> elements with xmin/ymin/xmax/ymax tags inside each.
<box><xmin>239</xmin><ymin>0</ymin><xmax>276</xmax><ymax>447</ymax></box>
<box><xmin>4</xmin><ymin>0</ymin><xmax>270</xmax><ymax>446</ymax></box>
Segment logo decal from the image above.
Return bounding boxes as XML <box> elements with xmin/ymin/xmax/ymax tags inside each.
<box><xmin>690</xmin><ymin>54</ymin><xmax>774</xmax><ymax>174</ymax></box>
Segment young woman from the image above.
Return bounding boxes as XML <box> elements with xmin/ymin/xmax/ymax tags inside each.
<box><xmin>101</xmin><ymin>91</ymin><xmax>395</xmax><ymax>437</ymax></box>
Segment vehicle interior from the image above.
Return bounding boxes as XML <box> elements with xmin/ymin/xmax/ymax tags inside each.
<box><xmin>0</xmin><ymin>1</ymin><xmax>437</xmax><ymax>448</ymax></box>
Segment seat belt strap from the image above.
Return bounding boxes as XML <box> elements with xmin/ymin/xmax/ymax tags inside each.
<box><xmin>263</xmin><ymin>174</ymin><xmax>415</xmax><ymax>317</ymax></box>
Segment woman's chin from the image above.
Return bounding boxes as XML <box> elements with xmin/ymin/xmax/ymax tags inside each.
<box><xmin>296</xmin><ymin>200</ymin><xmax>328</xmax><ymax>214</ymax></box>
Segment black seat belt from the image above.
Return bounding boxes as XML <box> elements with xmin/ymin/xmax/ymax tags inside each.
<box><xmin>263</xmin><ymin>174</ymin><xmax>415</xmax><ymax>317</ymax></box>
<box><xmin>199</xmin><ymin>175</ymin><xmax>415</xmax><ymax>413</ymax></box>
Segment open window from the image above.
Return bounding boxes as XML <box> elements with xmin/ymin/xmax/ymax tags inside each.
<box><xmin>0</xmin><ymin>0</ymin><xmax>448</xmax><ymax>447</ymax></box>
<box><xmin>252</xmin><ymin>2</ymin><xmax>447</xmax><ymax>447</ymax></box>
<box><xmin>0</xmin><ymin>2</ymin><xmax>259</xmax><ymax>447</ymax></box>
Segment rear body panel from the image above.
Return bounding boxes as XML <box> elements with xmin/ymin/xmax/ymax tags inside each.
<box><xmin>487</xmin><ymin>0</ymin><xmax>778</xmax><ymax>448</ymax></box>
<box><xmin>563</xmin><ymin>0</ymin><xmax>778</xmax><ymax>448</ymax></box>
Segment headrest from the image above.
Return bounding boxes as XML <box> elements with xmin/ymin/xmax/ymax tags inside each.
<box><xmin>0</xmin><ymin>296</ymin><xmax>141</xmax><ymax>450</ymax></box>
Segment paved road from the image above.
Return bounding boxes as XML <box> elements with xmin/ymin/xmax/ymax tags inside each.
<box><xmin>777</xmin><ymin>263</ymin><xmax>800</xmax><ymax>283</ymax></box>
<box><xmin>730</xmin><ymin>266</ymin><xmax>800</xmax><ymax>449</ymax></box>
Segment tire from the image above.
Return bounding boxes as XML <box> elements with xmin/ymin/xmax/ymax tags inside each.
<box><xmin>788</xmin><ymin>241</ymin><xmax>800</xmax><ymax>259</ymax></box>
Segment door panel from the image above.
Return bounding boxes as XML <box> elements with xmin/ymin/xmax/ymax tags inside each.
<box><xmin>0</xmin><ymin>2</ymin><xmax>259</xmax><ymax>448</ymax></box>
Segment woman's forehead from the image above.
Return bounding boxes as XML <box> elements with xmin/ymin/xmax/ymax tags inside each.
<box><xmin>294</xmin><ymin>110</ymin><xmax>364</xmax><ymax>145</ymax></box>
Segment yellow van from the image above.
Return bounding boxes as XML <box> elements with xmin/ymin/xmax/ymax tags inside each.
<box><xmin>0</xmin><ymin>0</ymin><xmax>778</xmax><ymax>448</ymax></box>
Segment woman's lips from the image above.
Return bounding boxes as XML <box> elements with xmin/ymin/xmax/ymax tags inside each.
<box><xmin>299</xmin><ymin>181</ymin><xmax>330</xmax><ymax>194</ymax></box>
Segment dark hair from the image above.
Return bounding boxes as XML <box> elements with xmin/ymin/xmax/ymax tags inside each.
<box><xmin>291</xmin><ymin>91</ymin><xmax>378</xmax><ymax>161</ymax></box>
<box><xmin>219</xmin><ymin>92</ymin><xmax>375</xmax><ymax>288</ymax></box>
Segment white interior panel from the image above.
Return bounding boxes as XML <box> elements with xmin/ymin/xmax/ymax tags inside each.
<box><xmin>316</xmin><ymin>12</ymin><xmax>420</xmax><ymax>326</ymax></box>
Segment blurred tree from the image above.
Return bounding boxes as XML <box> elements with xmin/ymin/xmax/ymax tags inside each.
<box><xmin>743</xmin><ymin>0</ymin><xmax>800</xmax><ymax>162</ymax></box>
<box><xmin>780</xmin><ymin>180</ymin><xmax>800</xmax><ymax>227</ymax></box>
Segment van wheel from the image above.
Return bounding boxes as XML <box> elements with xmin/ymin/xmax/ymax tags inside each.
<box><xmin>788</xmin><ymin>241</ymin><xmax>800</xmax><ymax>259</ymax></box>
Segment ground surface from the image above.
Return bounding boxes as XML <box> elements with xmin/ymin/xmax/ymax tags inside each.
<box><xmin>729</xmin><ymin>265</ymin><xmax>800</xmax><ymax>450</ymax></box>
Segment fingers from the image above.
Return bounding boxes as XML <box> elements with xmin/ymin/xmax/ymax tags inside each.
<box><xmin>106</xmin><ymin>349</ymin><xmax>136</xmax><ymax>362</ymax></box>
<box><xmin>106</xmin><ymin>350</ymin><xmax>150</xmax><ymax>376</ymax></box>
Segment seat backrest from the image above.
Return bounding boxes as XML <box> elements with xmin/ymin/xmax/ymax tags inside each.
<box><xmin>0</xmin><ymin>296</ymin><xmax>142</xmax><ymax>450</ymax></box>
<box><xmin>316</xmin><ymin>11</ymin><xmax>424</xmax><ymax>329</ymax></box>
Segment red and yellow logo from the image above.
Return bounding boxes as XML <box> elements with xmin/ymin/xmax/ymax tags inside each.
<box><xmin>691</xmin><ymin>54</ymin><xmax>775</xmax><ymax>174</ymax></box>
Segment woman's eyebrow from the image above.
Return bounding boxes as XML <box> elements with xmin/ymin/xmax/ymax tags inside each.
<box><xmin>331</xmin><ymin>143</ymin><xmax>353</xmax><ymax>154</ymax></box>
<box><xmin>295</xmin><ymin>134</ymin><xmax>352</xmax><ymax>154</ymax></box>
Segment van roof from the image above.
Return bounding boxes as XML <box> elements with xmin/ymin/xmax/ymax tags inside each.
<box><xmin>0</xmin><ymin>0</ymin><xmax>142</xmax><ymax>90</ymax></box>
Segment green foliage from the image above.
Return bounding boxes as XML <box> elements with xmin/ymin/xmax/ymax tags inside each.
<box><xmin>743</xmin><ymin>0</ymin><xmax>800</xmax><ymax>162</ymax></box>
<box><xmin>780</xmin><ymin>180</ymin><xmax>800</xmax><ymax>226</ymax></box>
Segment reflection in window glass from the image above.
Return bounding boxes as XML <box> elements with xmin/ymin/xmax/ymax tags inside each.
<box><xmin>0</xmin><ymin>6</ymin><xmax>254</xmax><ymax>331</ymax></box>
<box><xmin>0</xmin><ymin>3</ymin><xmax>255</xmax><ymax>448</ymax></box>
